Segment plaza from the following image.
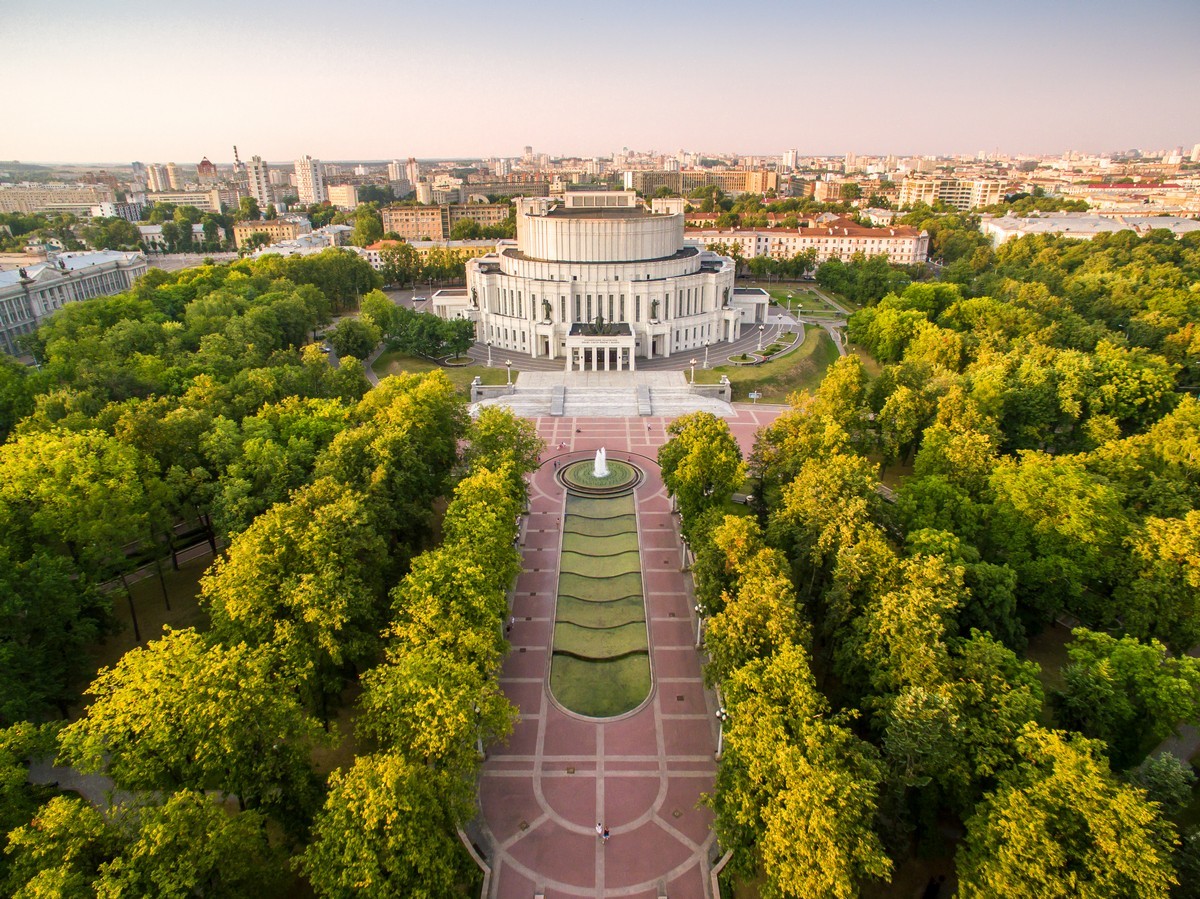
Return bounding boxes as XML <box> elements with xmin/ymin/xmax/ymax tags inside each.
<box><xmin>474</xmin><ymin>406</ymin><xmax>784</xmax><ymax>899</ymax></box>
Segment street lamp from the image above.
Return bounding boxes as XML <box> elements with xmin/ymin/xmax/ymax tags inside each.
<box><xmin>715</xmin><ymin>706</ymin><xmax>729</xmax><ymax>759</ymax></box>
<box><xmin>505</xmin><ymin>359</ymin><xmax>512</xmax><ymax>386</ymax></box>
<box><xmin>689</xmin><ymin>357</ymin><xmax>697</xmax><ymax>385</ymax></box>
<box><xmin>757</xmin><ymin>324</ymin><xmax>765</xmax><ymax>351</ymax></box>
<box><xmin>695</xmin><ymin>603</ymin><xmax>706</xmax><ymax>647</ymax></box>
<box><xmin>703</xmin><ymin>340</ymin><xmax>710</xmax><ymax>369</ymax></box>
<box><xmin>486</xmin><ymin>340</ymin><xmax>493</xmax><ymax>367</ymax></box>
<box><xmin>786</xmin><ymin>293</ymin><xmax>793</xmax><ymax>316</ymax></box>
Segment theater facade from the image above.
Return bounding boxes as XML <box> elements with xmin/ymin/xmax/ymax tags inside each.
<box><xmin>432</xmin><ymin>191</ymin><xmax>765</xmax><ymax>371</ymax></box>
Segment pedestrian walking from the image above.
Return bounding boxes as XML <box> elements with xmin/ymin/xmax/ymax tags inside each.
<box><xmin>596</xmin><ymin>823</ymin><xmax>603</xmax><ymax>839</ymax></box>
<box><xmin>602</xmin><ymin>828</ymin><xmax>610</xmax><ymax>842</ymax></box>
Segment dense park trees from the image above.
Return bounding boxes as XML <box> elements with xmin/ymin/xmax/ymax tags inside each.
<box><xmin>0</xmin><ymin>245</ymin><xmax>545</xmax><ymax>892</ymax></box>
<box><xmin>664</xmin><ymin>224</ymin><xmax>1200</xmax><ymax>895</ymax></box>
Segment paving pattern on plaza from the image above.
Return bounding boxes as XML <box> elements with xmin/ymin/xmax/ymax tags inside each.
<box><xmin>476</xmin><ymin>406</ymin><xmax>784</xmax><ymax>899</ymax></box>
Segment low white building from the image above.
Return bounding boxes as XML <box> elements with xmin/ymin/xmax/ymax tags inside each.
<box><xmin>686</xmin><ymin>220</ymin><xmax>929</xmax><ymax>266</ymax></box>
<box><xmin>138</xmin><ymin>223</ymin><xmax>225</xmax><ymax>251</ymax></box>
<box><xmin>980</xmin><ymin>213</ymin><xmax>1200</xmax><ymax>245</ymax></box>
<box><xmin>0</xmin><ymin>251</ymin><xmax>148</xmax><ymax>354</ymax></box>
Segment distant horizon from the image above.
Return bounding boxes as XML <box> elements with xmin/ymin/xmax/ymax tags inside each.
<box><xmin>6</xmin><ymin>142</ymin><xmax>1198</xmax><ymax>170</ymax></box>
<box><xmin>5</xmin><ymin>0</ymin><xmax>1199</xmax><ymax>163</ymax></box>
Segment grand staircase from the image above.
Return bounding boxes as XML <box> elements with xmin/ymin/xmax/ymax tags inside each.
<box><xmin>471</xmin><ymin>371</ymin><xmax>734</xmax><ymax>419</ymax></box>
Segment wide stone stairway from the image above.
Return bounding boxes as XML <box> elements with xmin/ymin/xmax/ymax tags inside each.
<box><xmin>471</xmin><ymin>371</ymin><xmax>734</xmax><ymax>419</ymax></box>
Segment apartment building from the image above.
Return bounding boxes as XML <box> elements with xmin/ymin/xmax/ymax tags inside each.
<box><xmin>294</xmin><ymin>155</ymin><xmax>327</xmax><ymax>204</ymax></box>
<box><xmin>622</xmin><ymin>169</ymin><xmax>779</xmax><ymax>197</ymax></box>
<box><xmin>381</xmin><ymin>203</ymin><xmax>510</xmax><ymax>240</ymax></box>
<box><xmin>327</xmin><ymin>184</ymin><xmax>359</xmax><ymax>210</ymax></box>
<box><xmin>246</xmin><ymin>156</ymin><xmax>272</xmax><ymax>209</ymax></box>
<box><xmin>0</xmin><ymin>184</ymin><xmax>115</xmax><ymax>214</ymax></box>
<box><xmin>898</xmin><ymin>177</ymin><xmax>1004</xmax><ymax>210</ymax></box>
<box><xmin>231</xmin><ymin>218</ymin><xmax>311</xmax><ymax>249</ymax></box>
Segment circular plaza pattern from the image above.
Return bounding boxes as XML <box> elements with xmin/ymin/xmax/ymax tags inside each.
<box><xmin>559</xmin><ymin>458</ymin><xmax>641</xmax><ymax>495</ymax></box>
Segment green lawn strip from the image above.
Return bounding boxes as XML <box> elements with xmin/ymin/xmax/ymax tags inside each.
<box><xmin>550</xmin><ymin>491</ymin><xmax>651</xmax><ymax>717</ymax></box>
<box><xmin>694</xmin><ymin>326</ymin><xmax>840</xmax><ymax>401</ymax></box>
<box><xmin>553</xmin><ymin>621</ymin><xmax>648</xmax><ymax>659</ymax></box>
<box><xmin>370</xmin><ymin>349</ymin><xmax>507</xmax><ymax>392</ymax></box>
<box><xmin>560</xmin><ymin>550</ymin><xmax>641</xmax><ymax>577</ymax></box>
<box><xmin>550</xmin><ymin>654</ymin><xmax>651</xmax><ymax>718</ymax></box>
<box><xmin>563</xmin><ymin>516</ymin><xmax>638</xmax><ymax>540</ymax></box>
<box><xmin>561</xmin><ymin>531</ymin><xmax>638</xmax><ymax>554</ymax></box>
<box><xmin>558</xmin><ymin>570</ymin><xmax>643</xmax><ymax>602</ymax></box>
<box><xmin>555</xmin><ymin>595</ymin><xmax>645</xmax><ymax>629</ymax></box>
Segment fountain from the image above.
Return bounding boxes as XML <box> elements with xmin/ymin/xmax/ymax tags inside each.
<box><xmin>593</xmin><ymin>447</ymin><xmax>609</xmax><ymax>478</ymax></box>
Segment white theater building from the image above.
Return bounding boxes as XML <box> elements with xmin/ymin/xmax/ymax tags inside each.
<box><xmin>434</xmin><ymin>191</ymin><xmax>763</xmax><ymax>371</ymax></box>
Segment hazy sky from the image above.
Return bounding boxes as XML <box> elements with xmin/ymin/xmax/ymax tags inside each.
<box><xmin>6</xmin><ymin>0</ymin><xmax>1199</xmax><ymax>164</ymax></box>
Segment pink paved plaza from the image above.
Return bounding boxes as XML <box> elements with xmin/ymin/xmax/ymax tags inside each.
<box><xmin>477</xmin><ymin>406</ymin><xmax>785</xmax><ymax>899</ymax></box>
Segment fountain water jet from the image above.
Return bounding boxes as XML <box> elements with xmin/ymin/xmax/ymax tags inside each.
<box><xmin>593</xmin><ymin>447</ymin><xmax>609</xmax><ymax>478</ymax></box>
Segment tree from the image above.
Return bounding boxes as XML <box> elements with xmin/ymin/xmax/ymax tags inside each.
<box><xmin>1130</xmin><ymin>753</ymin><xmax>1196</xmax><ymax>817</ymax></box>
<box><xmin>462</xmin><ymin>407</ymin><xmax>544</xmax><ymax>483</ymax></box>
<box><xmin>704</xmin><ymin>548</ymin><xmax>809</xmax><ymax>685</ymax></box>
<box><xmin>956</xmin><ymin>725</ymin><xmax>1177</xmax><ymax>898</ymax></box>
<box><xmin>1119</xmin><ymin>512</ymin><xmax>1200</xmax><ymax>652</ymax></box>
<box><xmin>0</xmin><ymin>429</ymin><xmax>152</xmax><ymax>577</ymax></box>
<box><xmin>3</xmin><ymin>795</ymin><xmax>120</xmax><ymax>897</ymax></box>
<box><xmin>0</xmin><ymin>549</ymin><xmax>107</xmax><ymax>723</ymax></box>
<box><xmin>351</xmin><ymin>206</ymin><xmax>383</xmax><ymax>247</ymax></box>
<box><xmin>236</xmin><ymin>196</ymin><xmax>261</xmax><ymax>222</ymax></box>
<box><xmin>713</xmin><ymin>643</ymin><xmax>892</xmax><ymax>897</ymax></box>
<box><xmin>200</xmin><ymin>479</ymin><xmax>388</xmax><ymax>716</ymax></box>
<box><xmin>299</xmin><ymin>753</ymin><xmax>472</xmax><ymax>899</ymax></box>
<box><xmin>658</xmin><ymin>412</ymin><xmax>745</xmax><ymax>540</ymax></box>
<box><xmin>93</xmin><ymin>791</ymin><xmax>284</xmax><ymax>898</ymax></box>
<box><xmin>329</xmin><ymin>317</ymin><xmax>381</xmax><ymax>360</ymax></box>
<box><xmin>1056</xmin><ymin>629</ymin><xmax>1200</xmax><ymax>767</ymax></box>
<box><xmin>358</xmin><ymin>289</ymin><xmax>397</xmax><ymax>336</ymax></box>
<box><xmin>357</xmin><ymin>645</ymin><xmax>514</xmax><ymax>787</ymax></box>
<box><xmin>441</xmin><ymin>317</ymin><xmax>475</xmax><ymax>359</ymax></box>
<box><xmin>58</xmin><ymin>628</ymin><xmax>325</xmax><ymax>824</ymax></box>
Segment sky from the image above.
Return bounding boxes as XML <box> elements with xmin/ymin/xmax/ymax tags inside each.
<box><xmin>5</xmin><ymin>0</ymin><xmax>1200</xmax><ymax>164</ymax></box>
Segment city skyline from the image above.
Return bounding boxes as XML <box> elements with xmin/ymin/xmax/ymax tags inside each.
<box><xmin>6</xmin><ymin>0</ymin><xmax>1199</xmax><ymax>163</ymax></box>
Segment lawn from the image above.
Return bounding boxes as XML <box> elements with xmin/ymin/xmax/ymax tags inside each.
<box><xmin>370</xmin><ymin>348</ymin><xmax>507</xmax><ymax>393</ymax></box>
<box><xmin>551</xmin><ymin>491</ymin><xmax>651</xmax><ymax>717</ymax></box>
<box><xmin>695</xmin><ymin>326</ymin><xmax>841</xmax><ymax>402</ymax></box>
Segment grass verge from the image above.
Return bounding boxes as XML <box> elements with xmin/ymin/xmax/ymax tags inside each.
<box><xmin>370</xmin><ymin>349</ymin><xmax>507</xmax><ymax>393</ymax></box>
<box><xmin>695</xmin><ymin>326</ymin><xmax>841</xmax><ymax>402</ymax></box>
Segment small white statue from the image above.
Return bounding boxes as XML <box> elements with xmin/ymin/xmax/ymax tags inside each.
<box><xmin>593</xmin><ymin>447</ymin><xmax>609</xmax><ymax>478</ymax></box>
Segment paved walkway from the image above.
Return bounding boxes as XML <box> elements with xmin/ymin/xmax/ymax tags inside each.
<box><xmin>477</xmin><ymin>407</ymin><xmax>783</xmax><ymax>899</ymax></box>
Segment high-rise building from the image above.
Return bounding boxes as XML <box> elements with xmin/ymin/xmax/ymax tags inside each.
<box><xmin>387</xmin><ymin>160</ymin><xmax>405</xmax><ymax>182</ymax></box>
<box><xmin>1192</xmin><ymin>143</ymin><xmax>1200</xmax><ymax>163</ymax></box>
<box><xmin>782</xmin><ymin>149</ymin><xmax>799</xmax><ymax>171</ymax></box>
<box><xmin>294</xmin><ymin>155</ymin><xmax>327</xmax><ymax>204</ymax></box>
<box><xmin>166</xmin><ymin>162</ymin><xmax>181</xmax><ymax>189</ymax></box>
<box><xmin>405</xmin><ymin>157</ymin><xmax>420</xmax><ymax>186</ymax></box>
<box><xmin>247</xmin><ymin>156</ymin><xmax>271</xmax><ymax>209</ymax></box>
<box><xmin>523</xmin><ymin>145</ymin><xmax>534</xmax><ymax>161</ymax></box>
<box><xmin>353</xmin><ymin>164</ymin><xmax>368</xmax><ymax>176</ymax></box>
<box><xmin>146</xmin><ymin>164</ymin><xmax>170</xmax><ymax>193</ymax></box>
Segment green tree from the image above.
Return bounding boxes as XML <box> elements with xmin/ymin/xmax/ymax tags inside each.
<box><xmin>94</xmin><ymin>791</ymin><xmax>284</xmax><ymax>898</ymax></box>
<box><xmin>329</xmin><ymin>317</ymin><xmax>381</xmax><ymax>360</ymax></box>
<box><xmin>713</xmin><ymin>643</ymin><xmax>892</xmax><ymax>897</ymax></box>
<box><xmin>299</xmin><ymin>752</ymin><xmax>472</xmax><ymax>899</ymax></box>
<box><xmin>351</xmin><ymin>206</ymin><xmax>383</xmax><ymax>247</ymax></box>
<box><xmin>58</xmin><ymin>628</ymin><xmax>324</xmax><ymax>823</ymax></box>
<box><xmin>236</xmin><ymin>196</ymin><xmax>261</xmax><ymax>222</ymax></box>
<box><xmin>658</xmin><ymin>412</ymin><xmax>745</xmax><ymax>540</ymax></box>
<box><xmin>956</xmin><ymin>726</ymin><xmax>1177</xmax><ymax>898</ymax></box>
<box><xmin>1057</xmin><ymin>629</ymin><xmax>1200</xmax><ymax>767</ymax></box>
<box><xmin>201</xmin><ymin>478</ymin><xmax>388</xmax><ymax>716</ymax></box>
<box><xmin>3</xmin><ymin>795</ymin><xmax>121</xmax><ymax>898</ymax></box>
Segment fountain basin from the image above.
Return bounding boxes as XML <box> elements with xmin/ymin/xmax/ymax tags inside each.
<box><xmin>560</xmin><ymin>459</ymin><xmax>640</xmax><ymax>496</ymax></box>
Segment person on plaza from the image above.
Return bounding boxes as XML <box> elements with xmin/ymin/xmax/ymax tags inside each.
<box><xmin>595</xmin><ymin>823</ymin><xmax>603</xmax><ymax>839</ymax></box>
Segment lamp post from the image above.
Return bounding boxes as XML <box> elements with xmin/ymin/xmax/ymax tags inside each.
<box><xmin>695</xmin><ymin>603</ymin><xmax>706</xmax><ymax>648</ymax></box>
<box><xmin>757</xmin><ymin>324</ymin><xmax>765</xmax><ymax>351</ymax></box>
<box><xmin>786</xmin><ymin>293</ymin><xmax>793</xmax><ymax>316</ymax></box>
<box><xmin>703</xmin><ymin>340</ymin><xmax>710</xmax><ymax>369</ymax></box>
<box><xmin>505</xmin><ymin>359</ymin><xmax>512</xmax><ymax>386</ymax></box>
<box><xmin>689</xmin><ymin>357</ymin><xmax>697</xmax><ymax>385</ymax></box>
<box><xmin>486</xmin><ymin>341</ymin><xmax>493</xmax><ymax>367</ymax></box>
<box><xmin>715</xmin><ymin>706</ymin><xmax>729</xmax><ymax>759</ymax></box>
